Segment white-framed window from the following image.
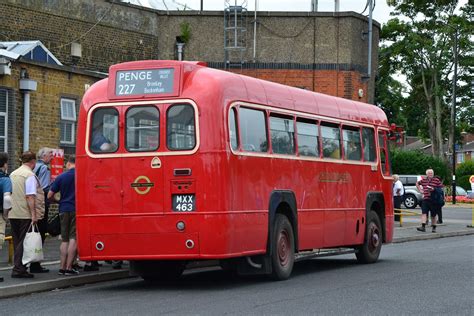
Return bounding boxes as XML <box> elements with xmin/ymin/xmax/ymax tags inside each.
<box><xmin>60</xmin><ymin>98</ymin><xmax>76</xmax><ymax>145</ymax></box>
<box><xmin>0</xmin><ymin>89</ymin><xmax>8</xmax><ymax>152</ymax></box>
<box><xmin>457</xmin><ymin>152</ymin><xmax>464</xmax><ymax>164</ymax></box>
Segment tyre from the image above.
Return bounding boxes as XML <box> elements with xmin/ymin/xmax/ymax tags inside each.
<box><xmin>356</xmin><ymin>211</ymin><xmax>382</xmax><ymax>264</ymax></box>
<box><xmin>403</xmin><ymin>194</ymin><xmax>417</xmax><ymax>209</ymax></box>
<box><xmin>270</xmin><ymin>214</ymin><xmax>295</xmax><ymax>280</ymax></box>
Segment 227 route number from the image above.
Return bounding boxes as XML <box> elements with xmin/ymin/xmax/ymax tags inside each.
<box><xmin>172</xmin><ymin>194</ymin><xmax>195</xmax><ymax>212</ymax></box>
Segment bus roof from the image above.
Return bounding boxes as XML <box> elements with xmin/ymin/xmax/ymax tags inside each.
<box><xmin>82</xmin><ymin>60</ymin><xmax>388</xmax><ymax>127</ymax></box>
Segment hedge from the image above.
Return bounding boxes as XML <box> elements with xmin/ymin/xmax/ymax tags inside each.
<box><xmin>390</xmin><ymin>149</ymin><xmax>449</xmax><ymax>182</ymax></box>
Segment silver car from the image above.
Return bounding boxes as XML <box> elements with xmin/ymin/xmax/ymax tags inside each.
<box><xmin>398</xmin><ymin>175</ymin><xmax>423</xmax><ymax>209</ymax></box>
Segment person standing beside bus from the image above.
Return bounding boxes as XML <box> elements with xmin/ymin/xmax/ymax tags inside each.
<box><xmin>31</xmin><ymin>147</ymin><xmax>53</xmax><ymax>273</ymax></box>
<box><xmin>0</xmin><ymin>152</ymin><xmax>12</xmax><ymax>282</ymax></box>
<box><xmin>392</xmin><ymin>174</ymin><xmax>404</xmax><ymax>221</ymax></box>
<box><xmin>9</xmin><ymin>151</ymin><xmax>45</xmax><ymax>278</ymax></box>
<box><xmin>416</xmin><ymin>169</ymin><xmax>442</xmax><ymax>233</ymax></box>
<box><xmin>48</xmin><ymin>155</ymin><xmax>79</xmax><ymax>275</ymax></box>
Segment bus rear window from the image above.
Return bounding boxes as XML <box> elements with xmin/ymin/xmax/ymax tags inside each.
<box><xmin>167</xmin><ymin>104</ymin><xmax>195</xmax><ymax>150</ymax></box>
<box><xmin>90</xmin><ymin>108</ymin><xmax>119</xmax><ymax>153</ymax></box>
<box><xmin>126</xmin><ymin>106</ymin><xmax>159</xmax><ymax>152</ymax></box>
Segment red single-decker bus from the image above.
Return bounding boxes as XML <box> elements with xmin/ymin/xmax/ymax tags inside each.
<box><xmin>76</xmin><ymin>60</ymin><xmax>393</xmax><ymax>281</ymax></box>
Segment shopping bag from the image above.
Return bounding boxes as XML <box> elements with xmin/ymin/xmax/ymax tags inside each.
<box><xmin>22</xmin><ymin>223</ymin><xmax>44</xmax><ymax>265</ymax></box>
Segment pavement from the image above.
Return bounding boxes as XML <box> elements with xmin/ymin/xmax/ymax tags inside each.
<box><xmin>1</xmin><ymin>204</ymin><xmax>473</xmax><ymax>299</ymax></box>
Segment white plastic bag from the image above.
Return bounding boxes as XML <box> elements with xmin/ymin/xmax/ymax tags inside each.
<box><xmin>22</xmin><ymin>223</ymin><xmax>44</xmax><ymax>265</ymax></box>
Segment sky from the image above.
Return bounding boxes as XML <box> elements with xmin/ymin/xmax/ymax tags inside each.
<box><xmin>128</xmin><ymin>0</ymin><xmax>394</xmax><ymax>25</ymax></box>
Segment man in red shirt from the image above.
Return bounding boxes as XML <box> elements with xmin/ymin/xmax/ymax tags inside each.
<box><xmin>416</xmin><ymin>169</ymin><xmax>443</xmax><ymax>232</ymax></box>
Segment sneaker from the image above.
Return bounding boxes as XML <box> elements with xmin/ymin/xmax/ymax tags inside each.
<box><xmin>64</xmin><ymin>269</ymin><xmax>79</xmax><ymax>276</ymax></box>
<box><xmin>416</xmin><ymin>226</ymin><xmax>426</xmax><ymax>232</ymax></box>
<box><xmin>84</xmin><ymin>265</ymin><xmax>99</xmax><ymax>272</ymax></box>
<box><xmin>72</xmin><ymin>263</ymin><xmax>83</xmax><ymax>270</ymax></box>
<box><xmin>438</xmin><ymin>220</ymin><xmax>443</xmax><ymax>224</ymax></box>
<box><xmin>58</xmin><ymin>269</ymin><xmax>66</xmax><ymax>275</ymax></box>
<box><xmin>0</xmin><ymin>276</ymin><xmax>4</xmax><ymax>282</ymax></box>
<box><xmin>432</xmin><ymin>226</ymin><xmax>437</xmax><ymax>233</ymax></box>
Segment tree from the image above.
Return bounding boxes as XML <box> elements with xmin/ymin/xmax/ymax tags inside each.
<box><xmin>379</xmin><ymin>1</ymin><xmax>473</xmax><ymax>159</ymax></box>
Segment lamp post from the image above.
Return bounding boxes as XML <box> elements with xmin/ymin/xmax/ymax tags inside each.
<box><xmin>451</xmin><ymin>27</ymin><xmax>458</xmax><ymax>205</ymax></box>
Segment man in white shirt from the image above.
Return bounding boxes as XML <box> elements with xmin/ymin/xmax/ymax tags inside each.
<box><xmin>393</xmin><ymin>174</ymin><xmax>404</xmax><ymax>222</ymax></box>
<box><xmin>9</xmin><ymin>151</ymin><xmax>45</xmax><ymax>278</ymax></box>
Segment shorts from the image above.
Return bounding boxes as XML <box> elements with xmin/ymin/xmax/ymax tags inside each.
<box><xmin>421</xmin><ymin>200</ymin><xmax>439</xmax><ymax>217</ymax></box>
<box><xmin>60</xmin><ymin>211</ymin><xmax>76</xmax><ymax>242</ymax></box>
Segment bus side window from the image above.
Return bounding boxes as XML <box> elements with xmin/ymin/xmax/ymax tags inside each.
<box><xmin>270</xmin><ymin>115</ymin><xmax>295</xmax><ymax>155</ymax></box>
<box><xmin>362</xmin><ymin>127</ymin><xmax>377</xmax><ymax>162</ymax></box>
<box><xmin>167</xmin><ymin>104</ymin><xmax>196</xmax><ymax>150</ymax></box>
<box><xmin>239</xmin><ymin>107</ymin><xmax>268</xmax><ymax>153</ymax></box>
<box><xmin>229</xmin><ymin>108</ymin><xmax>239</xmax><ymax>151</ymax></box>
<box><xmin>90</xmin><ymin>108</ymin><xmax>119</xmax><ymax>153</ymax></box>
<box><xmin>342</xmin><ymin>126</ymin><xmax>362</xmax><ymax>161</ymax></box>
<box><xmin>378</xmin><ymin>130</ymin><xmax>391</xmax><ymax>175</ymax></box>
<box><xmin>321</xmin><ymin>122</ymin><xmax>341</xmax><ymax>159</ymax></box>
<box><xmin>296</xmin><ymin>119</ymin><xmax>319</xmax><ymax>157</ymax></box>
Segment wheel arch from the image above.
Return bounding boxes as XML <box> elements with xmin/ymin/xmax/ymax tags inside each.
<box><xmin>268</xmin><ymin>190</ymin><xmax>299</xmax><ymax>254</ymax></box>
<box><xmin>365</xmin><ymin>192</ymin><xmax>387</xmax><ymax>242</ymax></box>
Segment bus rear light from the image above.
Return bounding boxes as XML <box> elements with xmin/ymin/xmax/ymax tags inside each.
<box><xmin>174</xmin><ymin>168</ymin><xmax>192</xmax><ymax>176</ymax></box>
<box><xmin>176</xmin><ymin>221</ymin><xmax>185</xmax><ymax>231</ymax></box>
<box><xmin>96</xmin><ymin>241</ymin><xmax>105</xmax><ymax>251</ymax></box>
<box><xmin>185</xmin><ymin>239</ymin><xmax>195</xmax><ymax>249</ymax></box>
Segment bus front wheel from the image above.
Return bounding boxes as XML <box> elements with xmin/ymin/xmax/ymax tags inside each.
<box><xmin>270</xmin><ymin>214</ymin><xmax>295</xmax><ymax>280</ymax></box>
<box><xmin>356</xmin><ymin>211</ymin><xmax>382</xmax><ymax>264</ymax></box>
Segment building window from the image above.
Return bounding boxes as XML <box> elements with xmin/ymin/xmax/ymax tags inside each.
<box><xmin>60</xmin><ymin>98</ymin><xmax>76</xmax><ymax>145</ymax></box>
<box><xmin>0</xmin><ymin>89</ymin><xmax>8</xmax><ymax>152</ymax></box>
<box><xmin>457</xmin><ymin>153</ymin><xmax>464</xmax><ymax>164</ymax></box>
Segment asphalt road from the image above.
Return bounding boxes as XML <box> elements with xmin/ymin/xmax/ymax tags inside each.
<box><xmin>2</xmin><ymin>235</ymin><xmax>473</xmax><ymax>315</ymax></box>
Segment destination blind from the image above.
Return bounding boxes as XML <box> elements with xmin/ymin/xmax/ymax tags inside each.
<box><xmin>115</xmin><ymin>68</ymin><xmax>174</xmax><ymax>96</ymax></box>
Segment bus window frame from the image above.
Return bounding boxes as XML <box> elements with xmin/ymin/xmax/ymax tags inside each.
<box><xmin>295</xmin><ymin>117</ymin><xmax>320</xmax><ymax>158</ymax></box>
<box><xmin>166</xmin><ymin>103</ymin><xmax>197</xmax><ymax>152</ymax></box>
<box><xmin>85</xmin><ymin>99</ymin><xmax>200</xmax><ymax>158</ymax></box>
<box><xmin>377</xmin><ymin>128</ymin><xmax>392</xmax><ymax>179</ymax></box>
<box><xmin>228</xmin><ymin>101</ymin><xmax>381</xmax><ymax>166</ymax></box>
<box><xmin>341</xmin><ymin>125</ymin><xmax>362</xmax><ymax>162</ymax></box>
<box><xmin>269</xmin><ymin>113</ymin><xmax>296</xmax><ymax>156</ymax></box>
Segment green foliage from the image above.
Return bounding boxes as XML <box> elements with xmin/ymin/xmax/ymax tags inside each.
<box><xmin>456</xmin><ymin>160</ymin><xmax>474</xmax><ymax>177</ymax></box>
<box><xmin>179</xmin><ymin>22</ymin><xmax>192</xmax><ymax>43</ymax></box>
<box><xmin>457</xmin><ymin>175</ymin><xmax>471</xmax><ymax>191</ymax></box>
<box><xmin>391</xmin><ymin>149</ymin><xmax>449</xmax><ymax>182</ymax></box>
<box><xmin>377</xmin><ymin>1</ymin><xmax>473</xmax><ymax>157</ymax></box>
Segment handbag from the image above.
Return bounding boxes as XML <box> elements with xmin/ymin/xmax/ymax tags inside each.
<box><xmin>47</xmin><ymin>213</ymin><xmax>61</xmax><ymax>237</ymax></box>
<box><xmin>22</xmin><ymin>223</ymin><xmax>44</xmax><ymax>265</ymax></box>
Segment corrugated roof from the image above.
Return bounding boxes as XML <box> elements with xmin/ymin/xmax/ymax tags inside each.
<box><xmin>0</xmin><ymin>40</ymin><xmax>62</xmax><ymax>65</ymax></box>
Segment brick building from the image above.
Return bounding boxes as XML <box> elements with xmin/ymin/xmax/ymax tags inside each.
<box><xmin>0</xmin><ymin>0</ymin><xmax>381</xmax><ymax>167</ymax></box>
<box><xmin>0</xmin><ymin>41</ymin><xmax>103</xmax><ymax>169</ymax></box>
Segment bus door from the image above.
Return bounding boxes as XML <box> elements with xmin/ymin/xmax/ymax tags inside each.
<box><xmin>88</xmin><ymin>106</ymin><xmax>122</xmax><ymax>215</ymax></box>
<box><xmin>121</xmin><ymin>105</ymin><xmax>164</xmax><ymax>216</ymax></box>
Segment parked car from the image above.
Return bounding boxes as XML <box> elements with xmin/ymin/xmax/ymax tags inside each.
<box><xmin>398</xmin><ymin>175</ymin><xmax>423</xmax><ymax>209</ymax></box>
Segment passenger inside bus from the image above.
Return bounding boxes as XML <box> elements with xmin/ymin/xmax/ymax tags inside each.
<box><xmin>91</xmin><ymin>120</ymin><xmax>117</xmax><ymax>152</ymax></box>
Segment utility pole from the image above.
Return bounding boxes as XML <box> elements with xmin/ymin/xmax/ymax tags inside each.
<box><xmin>451</xmin><ymin>27</ymin><xmax>458</xmax><ymax>205</ymax></box>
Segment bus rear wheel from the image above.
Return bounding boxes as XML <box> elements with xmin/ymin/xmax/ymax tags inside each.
<box><xmin>356</xmin><ymin>211</ymin><xmax>382</xmax><ymax>263</ymax></box>
<box><xmin>270</xmin><ymin>214</ymin><xmax>295</xmax><ymax>280</ymax></box>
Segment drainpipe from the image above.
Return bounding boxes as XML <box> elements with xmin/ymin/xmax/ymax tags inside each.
<box><xmin>19</xmin><ymin>69</ymin><xmax>37</xmax><ymax>152</ymax></box>
<box><xmin>367</xmin><ymin>0</ymin><xmax>374</xmax><ymax>77</ymax></box>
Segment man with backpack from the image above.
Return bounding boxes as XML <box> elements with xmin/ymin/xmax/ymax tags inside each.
<box><xmin>0</xmin><ymin>152</ymin><xmax>13</xmax><ymax>282</ymax></box>
<box><xmin>416</xmin><ymin>169</ymin><xmax>443</xmax><ymax>233</ymax></box>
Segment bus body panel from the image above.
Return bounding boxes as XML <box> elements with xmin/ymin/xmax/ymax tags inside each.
<box><xmin>76</xmin><ymin>60</ymin><xmax>393</xmax><ymax>262</ymax></box>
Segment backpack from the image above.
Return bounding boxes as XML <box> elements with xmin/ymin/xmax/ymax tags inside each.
<box><xmin>431</xmin><ymin>187</ymin><xmax>445</xmax><ymax>206</ymax></box>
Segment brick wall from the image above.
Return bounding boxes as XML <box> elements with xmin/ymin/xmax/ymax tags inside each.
<box><xmin>0</xmin><ymin>61</ymin><xmax>102</xmax><ymax>169</ymax></box>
